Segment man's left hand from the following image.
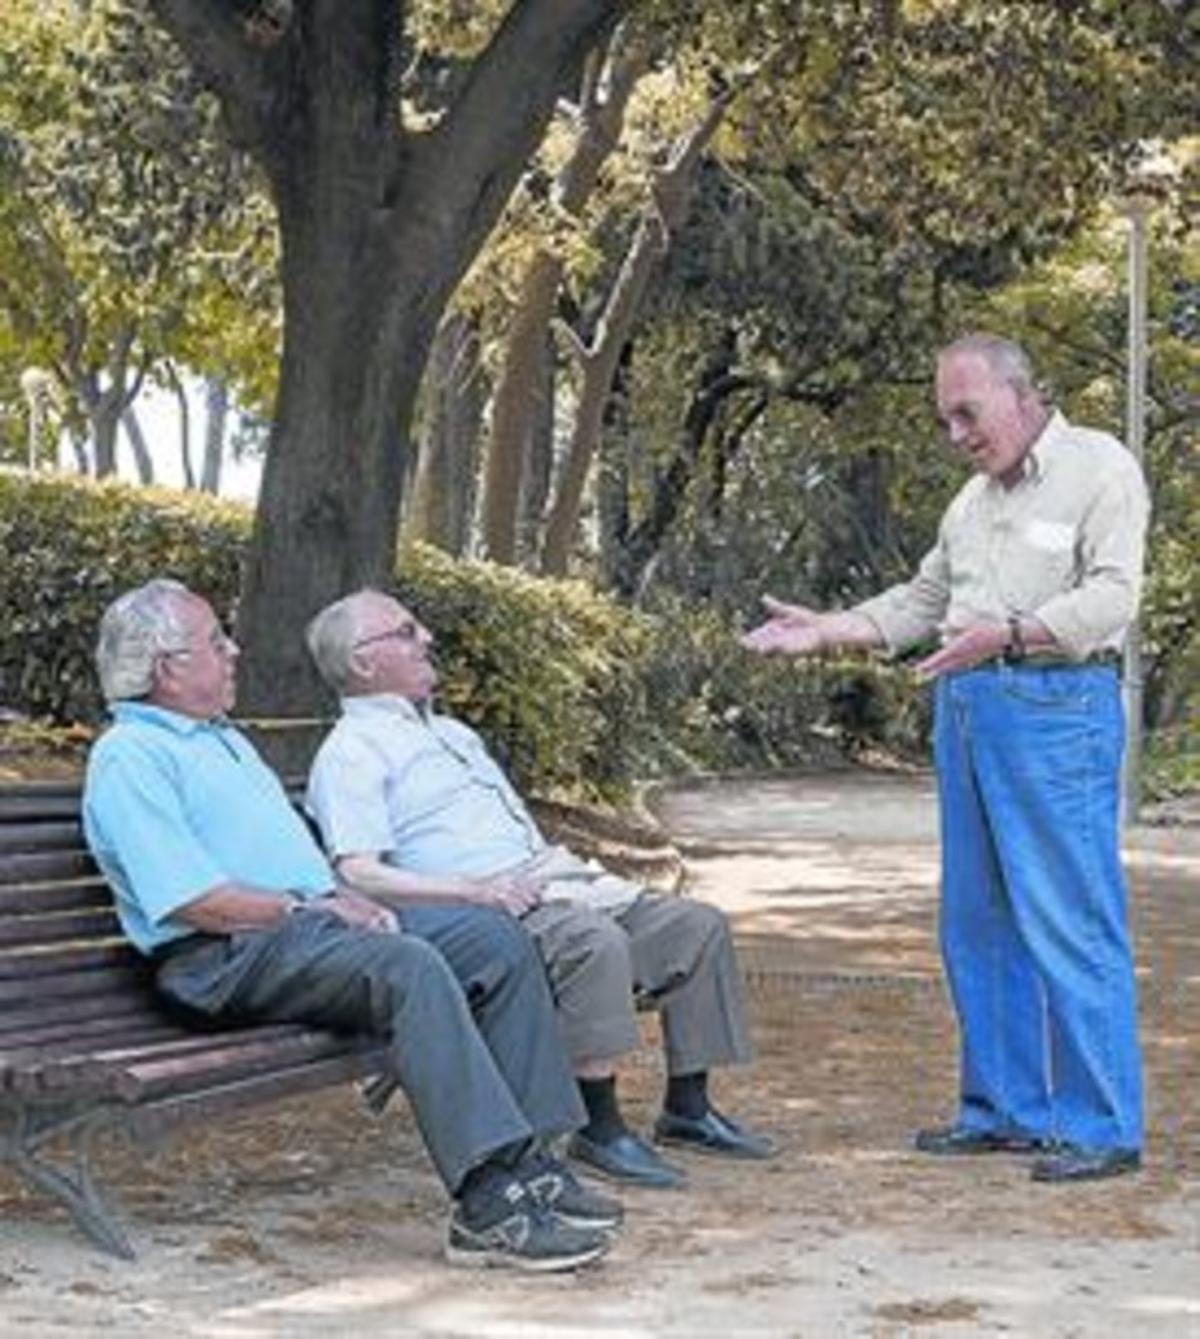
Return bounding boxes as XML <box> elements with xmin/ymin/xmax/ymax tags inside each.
<box><xmin>913</xmin><ymin>622</ymin><xmax>1009</xmax><ymax>680</ymax></box>
<box><xmin>324</xmin><ymin>890</ymin><xmax>400</xmax><ymax>934</ymax></box>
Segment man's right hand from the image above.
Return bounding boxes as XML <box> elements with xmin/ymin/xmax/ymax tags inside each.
<box><xmin>741</xmin><ymin>595</ymin><xmax>830</xmax><ymax>656</ymax></box>
<box><xmin>472</xmin><ymin>870</ymin><xmax>545</xmax><ymax>916</ymax></box>
<box><xmin>741</xmin><ymin>596</ymin><xmax>883</xmax><ymax>658</ymax></box>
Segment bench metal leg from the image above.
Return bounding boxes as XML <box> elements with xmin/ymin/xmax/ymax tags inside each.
<box><xmin>2</xmin><ymin>1102</ymin><xmax>135</xmax><ymax>1260</ymax></box>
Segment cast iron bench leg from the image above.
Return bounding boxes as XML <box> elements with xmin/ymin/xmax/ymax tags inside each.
<box><xmin>2</xmin><ymin>1102</ymin><xmax>136</xmax><ymax>1261</ymax></box>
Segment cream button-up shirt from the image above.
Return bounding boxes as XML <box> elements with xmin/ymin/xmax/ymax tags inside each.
<box><xmin>306</xmin><ymin>695</ymin><xmax>641</xmax><ymax>915</ymax></box>
<box><xmin>854</xmin><ymin>411</ymin><xmax>1149</xmax><ymax>661</ymax></box>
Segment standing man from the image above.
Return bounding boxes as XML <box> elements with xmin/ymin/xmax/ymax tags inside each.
<box><xmin>83</xmin><ymin>578</ymin><xmax>617</xmax><ymax>1271</ymax></box>
<box><xmin>743</xmin><ymin>333</ymin><xmax>1147</xmax><ymax>1183</ymax></box>
<box><xmin>305</xmin><ymin>589</ymin><xmax>773</xmax><ymax>1192</ymax></box>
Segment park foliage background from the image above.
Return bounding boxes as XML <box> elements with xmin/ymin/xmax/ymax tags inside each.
<box><xmin>0</xmin><ymin>1</ymin><xmax>1196</xmax><ymax>796</ymax></box>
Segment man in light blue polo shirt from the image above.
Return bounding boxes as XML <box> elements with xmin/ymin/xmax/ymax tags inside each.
<box><xmin>306</xmin><ymin>589</ymin><xmax>773</xmax><ymax>1193</ymax></box>
<box><xmin>83</xmin><ymin>578</ymin><xmax>618</xmax><ymax>1272</ymax></box>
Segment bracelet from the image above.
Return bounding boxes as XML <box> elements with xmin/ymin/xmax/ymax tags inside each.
<box><xmin>1005</xmin><ymin>615</ymin><xmax>1026</xmax><ymax>664</ymax></box>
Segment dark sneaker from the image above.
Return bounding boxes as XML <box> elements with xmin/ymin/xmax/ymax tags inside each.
<box><xmin>446</xmin><ymin>1178</ymin><xmax>610</xmax><ymax>1272</ymax></box>
<box><xmin>521</xmin><ymin>1152</ymin><xmax>624</xmax><ymax>1230</ymax></box>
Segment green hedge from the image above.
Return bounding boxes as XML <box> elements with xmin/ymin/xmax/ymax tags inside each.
<box><xmin>0</xmin><ymin>471</ymin><xmax>928</xmax><ymax>796</ymax></box>
<box><xmin>0</xmin><ymin>471</ymin><xmax>248</xmax><ymax>724</ymax></box>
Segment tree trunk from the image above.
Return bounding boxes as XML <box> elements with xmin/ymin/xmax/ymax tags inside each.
<box><xmin>480</xmin><ymin>251</ymin><xmax>561</xmax><ymax>562</ymax></box>
<box><xmin>164</xmin><ymin>363</ymin><xmax>195</xmax><ymax>490</ymax></box>
<box><xmin>479</xmin><ymin>27</ymin><xmax>646</xmax><ymax>565</ymax></box>
<box><xmin>516</xmin><ymin>329</ymin><xmax>556</xmax><ymax>566</ymax></box>
<box><xmin>121</xmin><ymin>405</ymin><xmax>156</xmax><ymax>485</ymax></box>
<box><xmin>406</xmin><ymin>312</ymin><xmax>485</xmax><ymax>555</ymax></box>
<box><xmin>539</xmin><ymin>91</ymin><xmax>732</xmax><ymax>576</ymax></box>
<box><xmin>148</xmin><ymin>0</ymin><xmax>623</xmax><ymax>714</ymax></box>
<box><xmin>74</xmin><ymin>328</ymin><xmax>142</xmax><ymax>480</ymax></box>
<box><xmin>201</xmin><ymin>377</ymin><xmax>228</xmax><ymax>494</ymax></box>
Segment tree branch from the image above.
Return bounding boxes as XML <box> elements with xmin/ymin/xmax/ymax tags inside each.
<box><xmin>147</xmin><ymin>0</ymin><xmax>293</xmax><ymax>161</ymax></box>
<box><xmin>414</xmin><ymin>0</ymin><xmax>626</xmax><ymax>251</ymax></box>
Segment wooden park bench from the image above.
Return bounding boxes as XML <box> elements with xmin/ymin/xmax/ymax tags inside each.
<box><xmin>0</xmin><ymin>779</ymin><xmax>389</xmax><ymax>1260</ymax></box>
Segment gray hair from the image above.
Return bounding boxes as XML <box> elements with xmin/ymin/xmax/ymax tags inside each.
<box><xmin>306</xmin><ymin>590</ymin><xmax>377</xmax><ymax>694</ymax></box>
<box><xmin>939</xmin><ymin>332</ymin><xmax>1040</xmax><ymax>396</ymax></box>
<box><xmin>95</xmin><ymin>578</ymin><xmax>192</xmax><ymax>703</ymax></box>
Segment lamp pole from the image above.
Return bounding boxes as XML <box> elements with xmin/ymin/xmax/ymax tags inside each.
<box><xmin>1120</xmin><ymin>197</ymin><xmax>1149</xmax><ymax>826</ymax></box>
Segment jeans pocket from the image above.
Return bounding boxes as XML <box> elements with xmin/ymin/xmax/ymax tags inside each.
<box><xmin>1001</xmin><ymin>670</ymin><xmax>1091</xmax><ymax>711</ymax></box>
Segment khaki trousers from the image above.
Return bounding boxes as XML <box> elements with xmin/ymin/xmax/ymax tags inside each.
<box><xmin>520</xmin><ymin>893</ymin><xmax>753</xmax><ymax>1075</ymax></box>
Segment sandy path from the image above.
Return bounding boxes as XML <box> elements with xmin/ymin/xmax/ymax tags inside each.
<box><xmin>1</xmin><ymin>770</ymin><xmax>1197</xmax><ymax>1336</ymax></box>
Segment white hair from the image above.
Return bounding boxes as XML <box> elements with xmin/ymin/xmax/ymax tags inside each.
<box><xmin>306</xmin><ymin>590</ymin><xmax>378</xmax><ymax>694</ymax></box>
<box><xmin>940</xmin><ymin>332</ymin><xmax>1040</xmax><ymax>396</ymax></box>
<box><xmin>95</xmin><ymin>578</ymin><xmax>192</xmax><ymax>703</ymax></box>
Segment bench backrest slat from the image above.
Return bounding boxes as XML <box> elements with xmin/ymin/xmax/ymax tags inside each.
<box><xmin>0</xmin><ymin>820</ymin><xmax>84</xmax><ymax>854</ymax></box>
<box><xmin>0</xmin><ymin>881</ymin><xmax>113</xmax><ymax>916</ymax></box>
<box><xmin>0</xmin><ymin>851</ymin><xmax>97</xmax><ymax>886</ymax></box>
<box><xmin>0</xmin><ymin>909</ymin><xmax>123</xmax><ymax>949</ymax></box>
<box><xmin>0</xmin><ymin>959</ymin><xmax>148</xmax><ymax>1008</ymax></box>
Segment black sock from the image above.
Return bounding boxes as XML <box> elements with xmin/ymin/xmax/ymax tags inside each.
<box><xmin>665</xmin><ymin>1070</ymin><xmax>709</xmax><ymax>1120</ymax></box>
<box><xmin>578</xmin><ymin>1076</ymin><xmax>627</xmax><ymax>1144</ymax></box>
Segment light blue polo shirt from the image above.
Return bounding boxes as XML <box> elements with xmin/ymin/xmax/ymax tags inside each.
<box><xmin>83</xmin><ymin>702</ymin><xmax>335</xmax><ymax>953</ymax></box>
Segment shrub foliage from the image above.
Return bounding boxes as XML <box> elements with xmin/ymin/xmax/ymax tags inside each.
<box><xmin>0</xmin><ymin>472</ymin><xmax>928</xmax><ymax>795</ymax></box>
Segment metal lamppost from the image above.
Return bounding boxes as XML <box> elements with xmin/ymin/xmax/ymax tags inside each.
<box><xmin>18</xmin><ymin>367</ymin><xmax>54</xmax><ymax>474</ymax></box>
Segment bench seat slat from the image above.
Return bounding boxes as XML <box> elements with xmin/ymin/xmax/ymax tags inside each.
<box><xmin>6</xmin><ymin>1023</ymin><xmax>337</xmax><ymax>1099</ymax></box>
<box><xmin>127</xmin><ymin>1050</ymin><xmax>388</xmax><ymax>1142</ymax></box>
<box><xmin>1</xmin><ymin>1023</ymin><xmax>191</xmax><ymax>1092</ymax></box>
<box><xmin>28</xmin><ymin>1022</ymin><xmax>356</xmax><ymax>1097</ymax></box>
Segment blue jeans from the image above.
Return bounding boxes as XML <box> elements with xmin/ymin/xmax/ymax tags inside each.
<box><xmin>933</xmin><ymin>664</ymin><xmax>1142</xmax><ymax>1151</ymax></box>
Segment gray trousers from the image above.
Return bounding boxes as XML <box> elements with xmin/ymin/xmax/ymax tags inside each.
<box><xmin>520</xmin><ymin>893</ymin><xmax>753</xmax><ymax>1075</ymax></box>
<box><xmin>156</xmin><ymin>904</ymin><xmax>585</xmax><ymax>1194</ymax></box>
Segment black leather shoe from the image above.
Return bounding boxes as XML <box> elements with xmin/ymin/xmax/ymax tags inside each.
<box><xmin>567</xmin><ymin>1130</ymin><xmax>687</xmax><ymax>1189</ymax></box>
<box><xmin>654</xmin><ymin>1108</ymin><xmax>775</xmax><ymax>1160</ymax></box>
<box><xmin>1031</xmin><ymin>1145</ymin><xmax>1141</xmax><ymax>1183</ymax></box>
<box><xmin>914</xmin><ymin>1124</ymin><xmax>1052</xmax><ymax>1156</ymax></box>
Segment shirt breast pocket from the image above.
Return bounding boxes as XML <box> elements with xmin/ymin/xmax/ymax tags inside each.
<box><xmin>1003</xmin><ymin>517</ymin><xmax>1078</xmax><ymax>607</ymax></box>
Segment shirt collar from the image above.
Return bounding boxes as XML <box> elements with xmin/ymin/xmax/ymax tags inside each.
<box><xmin>110</xmin><ymin>701</ymin><xmax>227</xmax><ymax>736</ymax></box>
<box><xmin>1018</xmin><ymin>408</ymin><xmax>1069</xmax><ymax>484</ymax></box>
<box><xmin>340</xmin><ymin>693</ymin><xmax>431</xmax><ymax>724</ymax></box>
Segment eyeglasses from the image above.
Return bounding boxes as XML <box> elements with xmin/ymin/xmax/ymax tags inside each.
<box><xmin>160</xmin><ymin>627</ymin><xmax>238</xmax><ymax>659</ymax></box>
<box><xmin>353</xmin><ymin>621</ymin><xmax>421</xmax><ymax>650</ymax></box>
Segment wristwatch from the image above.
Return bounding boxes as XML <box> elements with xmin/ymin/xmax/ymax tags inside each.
<box><xmin>1004</xmin><ymin>615</ymin><xmax>1026</xmax><ymax>664</ymax></box>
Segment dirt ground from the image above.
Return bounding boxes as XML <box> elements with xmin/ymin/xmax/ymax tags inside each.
<box><xmin>1</xmin><ymin>770</ymin><xmax>1197</xmax><ymax>1337</ymax></box>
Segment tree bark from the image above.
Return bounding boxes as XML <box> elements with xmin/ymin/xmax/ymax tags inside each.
<box><xmin>201</xmin><ymin>377</ymin><xmax>228</xmax><ymax>493</ymax></box>
<box><xmin>148</xmin><ymin>0</ymin><xmax>624</xmax><ymax>713</ymax></box>
<box><xmin>539</xmin><ymin>88</ymin><xmax>732</xmax><ymax>576</ymax></box>
<box><xmin>120</xmin><ymin>405</ymin><xmax>156</xmax><ymax>485</ymax></box>
<box><xmin>516</xmin><ymin>328</ymin><xmax>556</xmax><ymax>566</ymax></box>
<box><xmin>406</xmin><ymin>311</ymin><xmax>484</xmax><ymax>555</ymax></box>
<box><xmin>479</xmin><ymin>26</ymin><xmax>646</xmax><ymax>564</ymax></box>
<box><xmin>164</xmin><ymin>361</ymin><xmax>195</xmax><ymax>490</ymax></box>
<box><xmin>74</xmin><ymin>326</ymin><xmax>143</xmax><ymax>479</ymax></box>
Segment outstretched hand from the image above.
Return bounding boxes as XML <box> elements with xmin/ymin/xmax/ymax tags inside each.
<box><xmin>740</xmin><ymin>594</ymin><xmax>829</xmax><ymax>657</ymax></box>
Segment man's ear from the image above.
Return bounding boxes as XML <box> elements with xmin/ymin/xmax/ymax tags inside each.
<box><xmin>347</xmin><ymin>649</ymin><xmax>375</xmax><ymax>683</ymax></box>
